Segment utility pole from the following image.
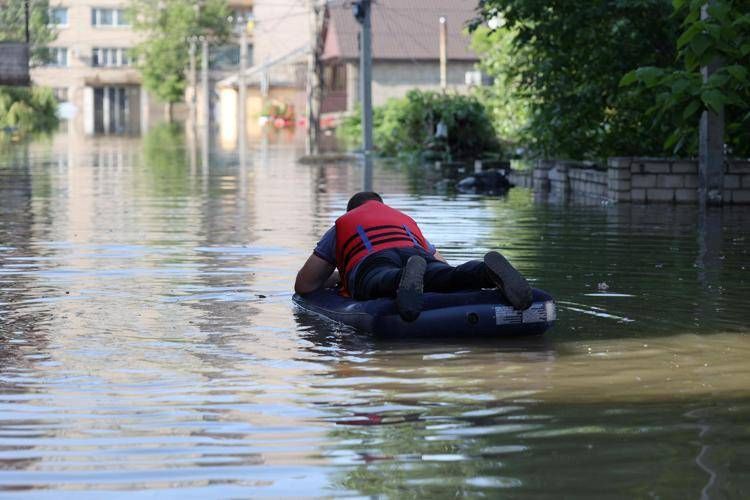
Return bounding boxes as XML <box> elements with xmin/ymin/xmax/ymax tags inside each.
<box><xmin>439</xmin><ymin>16</ymin><xmax>447</xmax><ymax>90</ymax></box>
<box><xmin>24</xmin><ymin>0</ymin><xmax>30</xmax><ymax>43</ymax></box>
<box><xmin>355</xmin><ymin>0</ymin><xmax>373</xmax><ymax>191</ymax></box>
<box><xmin>306</xmin><ymin>0</ymin><xmax>323</xmax><ymax>155</ymax></box>
<box><xmin>238</xmin><ymin>17</ymin><xmax>248</xmax><ymax>154</ymax></box>
<box><xmin>188</xmin><ymin>38</ymin><xmax>197</xmax><ymax>127</ymax></box>
<box><xmin>699</xmin><ymin>1</ymin><xmax>724</xmax><ymax>206</ymax></box>
<box><xmin>201</xmin><ymin>36</ymin><xmax>210</xmax><ymax>129</ymax></box>
<box><xmin>238</xmin><ymin>18</ymin><xmax>248</xmax><ymax>206</ymax></box>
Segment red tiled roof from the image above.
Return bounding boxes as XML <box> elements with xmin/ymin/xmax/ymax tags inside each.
<box><xmin>322</xmin><ymin>0</ymin><xmax>479</xmax><ymax>62</ymax></box>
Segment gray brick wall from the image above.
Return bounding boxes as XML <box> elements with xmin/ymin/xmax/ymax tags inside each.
<box><xmin>523</xmin><ymin>157</ymin><xmax>750</xmax><ymax>204</ymax></box>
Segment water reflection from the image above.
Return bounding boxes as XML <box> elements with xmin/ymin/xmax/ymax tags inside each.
<box><xmin>0</xmin><ymin>145</ymin><xmax>54</xmax><ymax>487</ymax></box>
<box><xmin>321</xmin><ymin>397</ymin><xmax>750</xmax><ymax>497</ymax></box>
<box><xmin>0</xmin><ymin>130</ymin><xmax>748</xmax><ymax>496</ymax></box>
<box><xmin>301</xmin><ymin>329</ymin><xmax>750</xmax><ymax>497</ymax></box>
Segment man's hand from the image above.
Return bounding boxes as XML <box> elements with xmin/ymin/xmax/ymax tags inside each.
<box><xmin>295</xmin><ymin>254</ymin><xmax>336</xmax><ymax>294</ymax></box>
<box><xmin>433</xmin><ymin>249</ymin><xmax>448</xmax><ymax>264</ymax></box>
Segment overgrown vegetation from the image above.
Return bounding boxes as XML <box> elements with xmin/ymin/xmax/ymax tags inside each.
<box><xmin>130</xmin><ymin>0</ymin><xmax>230</xmax><ymax>120</ymax></box>
<box><xmin>0</xmin><ymin>87</ymin><xmax>58</xmax><ymax>135</ymax></box>
<box><xmin>621</xmin><ymin>0</ymin><xmax>750</xmax><ymax>157</ymax></box>
<box><xmin>338</xmin><ymin>90</ymin><xmax>503</xmax><ymax>161</ymax></box>
<box><xmin>473</xmin><ymin>0</ymin><xmax>680</xmax><ymax>161</ymax></box>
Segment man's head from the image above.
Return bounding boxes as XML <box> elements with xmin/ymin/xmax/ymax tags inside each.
<box><xmin>347</xmin><ymin>191</ymin><xmax>383</xmax><ymax>211</ymax></box>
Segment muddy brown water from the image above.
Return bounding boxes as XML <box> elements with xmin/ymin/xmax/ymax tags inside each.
<box><xmin>0</xmin><ymin>131</ymin><xmax>749</xmax><ymax>497</ymax></box>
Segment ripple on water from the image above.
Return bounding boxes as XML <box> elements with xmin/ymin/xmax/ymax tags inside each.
<box><xmin>1</xmin><ymin>138</ymin><xmax>749</xmax><ymax>497</ymax></box>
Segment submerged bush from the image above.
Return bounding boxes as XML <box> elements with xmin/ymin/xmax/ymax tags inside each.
<box><xmin>0</xmin><ymin>87</ymin><xmax>59</xmax><ymax>134</ymax></box>
<box><xmin>338</xmin><ymin>90</ymin><xmax>503</xmax><ymax>161</ymax></box>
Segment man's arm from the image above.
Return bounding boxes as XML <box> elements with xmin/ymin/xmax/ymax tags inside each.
<box><xmin>433</xmin><ymin>249</ymin><xmax>448</xmax><ymax>264</ymax></box>
<box><xmin>295</xmin><ymin>254</ymin><xmax>336</xmax><ymax>294</ymax></box>
<box><xmin>324</xmin><ymin>269</ymin><xmax>340</xmax><ymax>288</ymax></box>
<box><xmin>421</xmin><ymin>237</ymin><xmax>447</xmax><ymax>264</ymax></box>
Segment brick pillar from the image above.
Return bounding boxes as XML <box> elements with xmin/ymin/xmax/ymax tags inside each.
<box><xmin>549</xmin><ymin>161</ymin><xmax>570</xmax><ymax>195</ymax></box>
<box><xmin>608</xmin><ymin>157</ymin><xmax>632</xmax><ymax>202</ymax></box>
<box><xmin>532</xmin><ymin>159</ymin><xmax>553</xmax><ymax>192</ymax></box>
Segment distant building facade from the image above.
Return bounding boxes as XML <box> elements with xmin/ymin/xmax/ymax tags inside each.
<box><xmin>30</xmin><ymin>0</ymin><xmax>147</xmax><ymax>135</ymax></box>
<box><xmin>215</xmin><ymin>0</ymin><xmax>310</xmax><ymax>146</ymax></box>
<box><xmin>30</xmin><ymin>0</ymin><xmax>253</xmax><ymax>136</ymax></box>
<box><xmin>216</xmin><ymin>0</ymin><xmax>484</xmax><ymax>146</ymax></box>
<box><xmin>320</xmin><ymin>0</ymin><xmax>482</xmax><ymax>116</ymax></box>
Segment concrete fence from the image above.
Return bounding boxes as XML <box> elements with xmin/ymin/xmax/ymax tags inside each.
<box><xmin>508</xmin><ymin>157</ymin><xmax>750</xmax><ymax>204</ymax></box>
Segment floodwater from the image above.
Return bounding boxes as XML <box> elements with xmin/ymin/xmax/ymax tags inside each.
<box><xmin>1</xmin><ymin>127</ymin><xmax>749</xmax><ymax>498</ymax></box>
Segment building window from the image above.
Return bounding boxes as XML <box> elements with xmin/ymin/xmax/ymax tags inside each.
<box><xmin>46</xmin><ymin>47</ymin><xmax>68</xmax><ymax>67</ymax></box>
<box><xmin>231</xmin><ymin>9</ymin><xmax>253</xmax><ymax>21</ymax></box>
<box><xmin>92</xmin><ymin>8</ymin><xmax>129</xmax><ymax>27</ymax></box>
<box><xmin>53</xmin><ymin>87</ymin><xmax>69</xmax><ymax>101</ymax></box>
<box><xmin>116</xmin><ymin>9</ymin><xmax>129</xmax><ymax>26</ymax></box>
<box><xmin>324</xmin><ymin>64</ymin><xmax>346</xmax><ymax>92</ymax></box>
<box><xmin>92</xmin><ymin>47</ymin><xmax>130</xmax><ymax>67</ymax></box>
<box><xmin>49</xmin><ymin>7</ymin><xmax>68</xmax><ymax>26</ymax></box>
<box><xmin>464</xmin><ymin>70</ymin><xmax>494</xmax><ymax>87</ymax></box>
<box><xmin>209</xmin><ymin>44</ymin><xmax>253</xmax><ymax>70</ymax></box>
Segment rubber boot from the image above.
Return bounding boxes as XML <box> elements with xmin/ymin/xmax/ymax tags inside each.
<box><xmin>484</xmin><ymin>251</ymin><xmax>533</xmax><ymax>310</ymax></box>
<box><xmin>396</xmin><ymin>255</ymin><xmax>426</xmax><ymax>322</ymax></box>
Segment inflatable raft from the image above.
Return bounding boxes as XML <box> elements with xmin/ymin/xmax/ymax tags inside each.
<box><xmin>293</xmin><ymin>288</ymin><xmax>556</xmax><ymax>337</ymax></box>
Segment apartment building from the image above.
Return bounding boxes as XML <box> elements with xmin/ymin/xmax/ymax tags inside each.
<box><xmin>30</xmin><ymin>0</ymin><xmax>146</xmax><ymax>135</ymax></box>
<box><xmin>31</xmin><ymin>0</ymin><xmax>253</xmax><ymax>136</ymax></box>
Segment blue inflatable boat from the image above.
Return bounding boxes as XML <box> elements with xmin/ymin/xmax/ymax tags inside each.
<box><xmin>293</xmin><ymin>288</ymin><xmax>556</xmax><ymax>337</ymax></box>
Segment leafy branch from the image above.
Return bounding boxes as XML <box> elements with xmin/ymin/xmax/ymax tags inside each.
<box><xmin>620</xmin><ymin>0</ymin><xmax>750</xmax><ymax>155</ymax></box>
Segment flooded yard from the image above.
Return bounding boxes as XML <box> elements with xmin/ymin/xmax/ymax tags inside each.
<box><xmin>1</xmin><ymin>129</ymin><xmax>749</xmax><ymax>497</ymax></box>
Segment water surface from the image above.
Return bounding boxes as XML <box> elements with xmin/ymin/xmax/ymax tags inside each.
<box><xmin>1</xmin><ymin>130</ymin><xmax>749</xmax><ymax>497</ymax></box>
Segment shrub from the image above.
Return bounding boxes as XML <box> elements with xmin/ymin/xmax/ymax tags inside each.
<box><xmin>0</xmin><ymin>87</ymin><xmax>59</xmax><ymax>134</ymax></box>
<box><xmin>338</xmin><ymin>90</ymin><xmax>503</xmax><ymax>161</ymax></box>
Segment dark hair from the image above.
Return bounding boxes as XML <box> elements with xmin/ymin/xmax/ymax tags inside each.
<box><xmin>347</xmin><ymin>191</ymin><xmax>383</xmax><ymax>211</ymax></box>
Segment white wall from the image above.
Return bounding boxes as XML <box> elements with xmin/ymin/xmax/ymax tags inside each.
<box><xmin>251</xmin><ymin>0</ymin><xmax>311</xmax><ymax>65</ymax></box>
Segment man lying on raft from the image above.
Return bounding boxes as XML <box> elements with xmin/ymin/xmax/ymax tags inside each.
<box><xmin>295</xmin><ymin>191</ymin><xmax>533</xmax><ymax>322</ymax></box>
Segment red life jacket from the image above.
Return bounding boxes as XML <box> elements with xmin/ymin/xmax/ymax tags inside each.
<box><xmin>335</xmin><ymin>200</ymin><xmax>429</xmax><ymax>294</ymax></box>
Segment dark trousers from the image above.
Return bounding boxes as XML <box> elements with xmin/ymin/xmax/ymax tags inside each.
<box><xmin>352</xmin><ymin>247</ymin><xmax>496</xmax><ymax>301</ymax></box>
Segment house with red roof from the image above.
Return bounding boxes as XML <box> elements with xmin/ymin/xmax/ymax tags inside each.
<box><xmin>320</xmin><ymin>0</ymin><xmax>483</xmax><ymax>116</ymax></box>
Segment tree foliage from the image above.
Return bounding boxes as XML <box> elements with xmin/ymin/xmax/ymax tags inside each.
<box><xmin>0</xmin><ymin>87</ymin><xmax>58</xmax><ymax>133</ymax></box>
<box><xmin>0</xmin><ymin>0</ymin><xmax>56</xmax><ymax>65</ymax></box>
<box><xmin>474</xmin><ymin>0</ymin><xmax>679</xmax><ymax>161</ymax></box>
<box><xmin>338</xmin><ymin>90</ymin><xmax>503</xmax><ymax>161</ymax></box>
<box><xmin>470</xmin><ymin>26</ymin><xmax>529</xmax><ymax>146</ymax></box>
<box><xmin>621</xmin><ymin>0</ymin><xmax>750</xmax><ymax>156</ymax></box>
<box><xmin>129</xmin><ymin>0</ymin><xmax>231</xmax><ymax>105</ymax></box>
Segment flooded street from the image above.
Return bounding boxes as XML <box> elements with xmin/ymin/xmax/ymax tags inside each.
<box><xmin>1</xmin><ymin>129</ymin><xmax>749</xmax><ymax>497</ymax></box>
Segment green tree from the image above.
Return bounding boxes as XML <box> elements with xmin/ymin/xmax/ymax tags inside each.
<box><xmin>620</xmin><ymin>0</ymin><xmax>750</xmax><ymax>157</ymax></box>
<box><xmin>0</xmin><ymin>0</ymin><xmax>56</xmax><ymax>65</ymax></box>
<box><xmin>470</xmin><ymin>25</ymin><xmax>530</xmax><ymax>146</ymax></box>
<box><xmin>474</xmin><ymin>0</ymin><xmax>679</xmax><ymax>161</ymax></box>
<box><xmin>129</xmin><ymin>0</ymin><xmax>231</xmax><ymax>121</ymax></box>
